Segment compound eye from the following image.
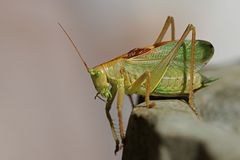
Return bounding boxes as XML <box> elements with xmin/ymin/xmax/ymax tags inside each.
<box><xmin>95</xmin><ymin>71</ymin><xmax>101</xmax><ymax>77</ymax></box>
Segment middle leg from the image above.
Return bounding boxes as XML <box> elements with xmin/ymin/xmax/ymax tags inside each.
<box><xmin>126</xmin><ymin>71</ymin><xmax>152</xmax><ymax>108</ymax></box>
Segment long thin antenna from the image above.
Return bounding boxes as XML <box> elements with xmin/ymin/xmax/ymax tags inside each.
<box><xmin>58</xmin><ymin>22</ymin><xmax>89</xmax><ymax>70</ymax></box>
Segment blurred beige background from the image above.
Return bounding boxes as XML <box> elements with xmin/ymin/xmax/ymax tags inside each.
<box><xmin>0</xmin><ymin>0</ymin><xmax>239</xmax><ymax>160</ymax></box>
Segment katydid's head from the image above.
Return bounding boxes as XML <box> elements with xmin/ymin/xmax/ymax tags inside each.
<box><xmin>58</xmin><ymin>23</ymin><xmax>111</xmax><ymax>100</ymax></box>
<box><xmin>89</xmin><ymin>67</ymin><xmax>111</xmax><ymax>99</ymax></box>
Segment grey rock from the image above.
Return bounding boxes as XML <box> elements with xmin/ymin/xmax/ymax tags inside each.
<box><xmin>196</xmin><ymin>64</ymin><xmax>240</xmax><ymax>134</ymax></box>
<box><xmin>122</xmin><ymin>63</ymin><xmax>240</xmax><ymax>160</ymax></box>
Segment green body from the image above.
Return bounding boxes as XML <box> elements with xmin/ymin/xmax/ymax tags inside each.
<box><xmin>60</xmin><ymin>17</ymin><xmax>214</xmax><ymax>153</ymax></box>
<box><xmin>92</xmin><ymin>40</ymin><xmax>214</xmax><ymax>98</ymax></box>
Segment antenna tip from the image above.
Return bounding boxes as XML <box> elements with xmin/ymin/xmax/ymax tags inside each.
<box><xmin>58</xmin><ymin>22</ymin><xmax>63</xmax><ymax>28</ymax></box>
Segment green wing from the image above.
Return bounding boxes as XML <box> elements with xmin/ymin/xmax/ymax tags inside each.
<box><xmin>126</xmin><ymin>40</ymin><xmax>214</xmax><ymax>72</ymax></box>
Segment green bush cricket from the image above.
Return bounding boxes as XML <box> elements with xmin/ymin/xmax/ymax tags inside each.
<box><xmin>58</xmin><ymin>16</ymin><xmax>214</xmax><ymax>153</ymax></box>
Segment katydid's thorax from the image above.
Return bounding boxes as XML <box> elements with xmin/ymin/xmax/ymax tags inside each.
<box><xmin>100</xmin><ymin>58</ymin><xmax>125</xmax><ymax>79</ymax></box>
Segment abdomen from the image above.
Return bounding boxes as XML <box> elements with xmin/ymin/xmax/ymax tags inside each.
<box><xmin>152</xmin><ymin>67</ymin><xmax>203</xmax><ymax>96</ymax></box>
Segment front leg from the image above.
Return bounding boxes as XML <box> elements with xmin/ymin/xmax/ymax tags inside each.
<box><xmin>116</xmin><ymin>79</ymin><xmax>125</xmax><ymax>146</ymax></box>
<box><xmin>105</xmin><ymin>86</ymin><xmax>119</xmax><ymax>153</ymax></box>
<box><xmin>107</xmin><ymin>78</ymin><xmax>125</xmax><ymax>153</ymax></box>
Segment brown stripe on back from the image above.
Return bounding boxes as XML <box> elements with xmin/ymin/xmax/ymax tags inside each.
<box><xmin>122</xmin><ymin>48</ymin><xmax>151</xmax><ymax>58</ymax></box>
<box><xmin>97</xmin><ymin>41</ymin><xmax>174</xmax><ymax>67</ymax></box>
<box><xmin>122</xmin><ymin>41</ymin><xmax>173</xmax><ymax>59</ymax></box>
